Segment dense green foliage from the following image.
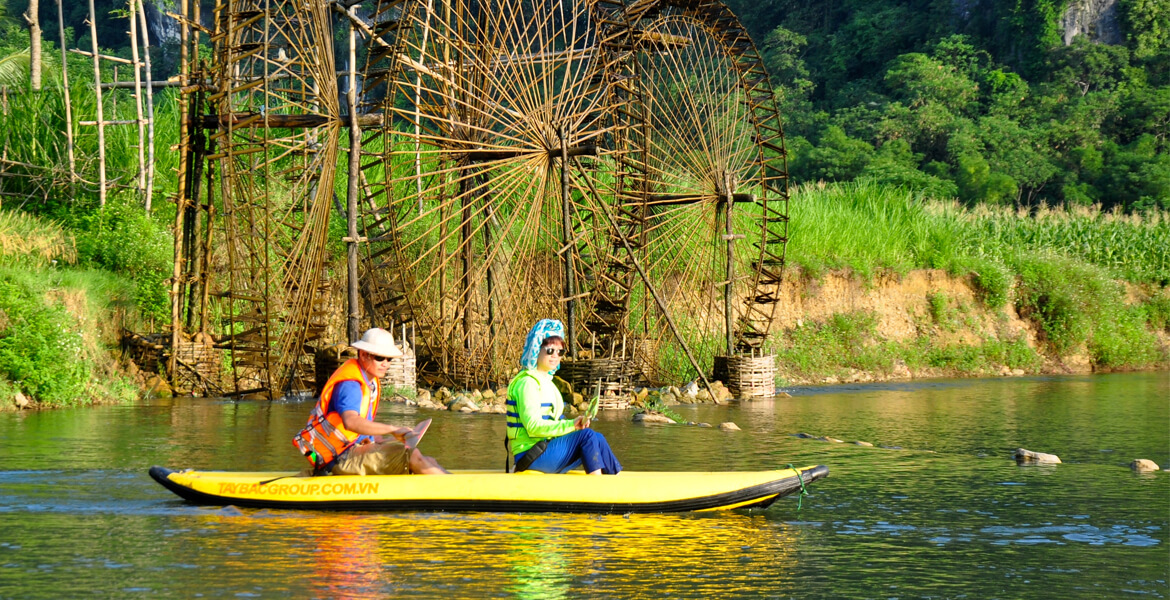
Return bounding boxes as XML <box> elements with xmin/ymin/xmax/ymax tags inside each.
<box><xmin>0</xmin><ymin>212</ymin><xmax>139</xmax><ymax>406</ymax></box>
<box><xmin>734</xmin><ymin>0</ymin><xmax>1170</xmax><ymax>211</ymax></box>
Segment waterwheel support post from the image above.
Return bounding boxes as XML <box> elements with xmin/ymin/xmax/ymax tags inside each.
<box><xmin>560</xmin><ymin>124</ymin><xmax>577</xmax><ymax>356</ymax></box>
<box><xmin>345</xmin><ymin>5</ymin><xmax>361</xmax><ymax>343</ymax></box>
<box><xmin>723</xmin><ymin>188</ymin><xmax>735</xmax><ymax>356</ymax></box>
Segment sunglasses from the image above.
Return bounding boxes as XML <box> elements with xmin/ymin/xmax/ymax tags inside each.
<box><xmin>543</xmin><ymin>347</ymin><xmax>565</xmax><ymax>356</ymax></box>
<box><xmin>366</xmin><ymin>353</ymin><xmax>394</xmax><ymax>363</ymax></box>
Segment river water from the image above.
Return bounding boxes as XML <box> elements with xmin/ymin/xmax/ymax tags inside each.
<box><xmin>0</xmin><ymin>372</ymin><xmax>1166</xmax><ymax>598</ymax></box>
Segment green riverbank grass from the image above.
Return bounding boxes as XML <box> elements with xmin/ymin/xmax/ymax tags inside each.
<box><xmin>771</xmin><ymin>181</ymin><xmax>1170</xmax><ymax>382</ymax></box>
<box><xmin>772</xmin><ymin>310</ymin><xmax>1044</xmax><ymax>383</ymax></box>
<box><xmin>0</xmin><ymin>212</ymin><xmax>139</xmax><ymax>407</ymax></box>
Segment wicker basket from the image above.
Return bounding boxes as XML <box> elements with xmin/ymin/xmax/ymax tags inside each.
<box><xmin>713</xmin><ymin>354</ymin><xmax>777</xmax><ymax>399</ymax></box>
<box><xmin>381</xmin><ymin>342</ymin><xmax>416</xmax><ymax>393</ymax></box>
<box><xmin>122</xmin><ymin>331</ymin><xmax>223</xmax><ymax>396</ymax></box>
<box><xmin>558</xmin><ymin>358</ymin><xmax>633</xmax><ymax>410</ymax></box>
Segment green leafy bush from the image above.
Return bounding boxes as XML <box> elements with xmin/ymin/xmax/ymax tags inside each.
<box><xmin>0</xmin><ymin>275</ymin><xmax>91</xmax><ymax>405</ymax></box>
<box><xmin>69</xmin><ymin>197</ymin><xmax>172</xmax><ymax>322</ymax></box>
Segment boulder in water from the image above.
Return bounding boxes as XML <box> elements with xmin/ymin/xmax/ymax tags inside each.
<box><xmin>1014</xmin><ymin>448</ymin><xmax>1061</xmax><ymax>464</ymax></box>
<box><xmin>1130</xmin><ymin>459</ymin><xmax>1160</xmax><ymax>472</ymax></box>
<box><xmin>633</xmin><ymin>412</ymin><xmax>674</xmax><ymax>424</ymax></box>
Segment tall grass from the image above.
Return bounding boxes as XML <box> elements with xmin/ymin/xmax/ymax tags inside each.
<box><xmin>789</xmin><ymin>181</ymin><xmax>1170</xmax><ymax>285</ymax></box>
<box><xmin>0</xmin><ymin>210</ymin><xmax>76</xmax><ymax>266</ymax></box>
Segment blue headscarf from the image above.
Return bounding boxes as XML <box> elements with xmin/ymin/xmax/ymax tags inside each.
<box><xmin>520</xmin><ymin>319</ymin><xmax>565</xmax><ymax>373</ymax></box>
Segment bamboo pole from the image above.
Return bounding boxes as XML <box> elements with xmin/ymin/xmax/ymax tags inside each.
<box><xmin>560</xmin><ymin>124</ymin><xmax>577</xmax><ymax>356</ymax></box>
<box><xmin>169</xmin><ymin>0</ymin><xmax>190</xmax><ymax>384</ymax></box>
<box><xmin>128</xmin><ymin>2</ymin><xmax>147</xmax><ymax>200</ymax></box>
<box><xmin>345</xmin><ymin>5</ymin><xmax>361</xmax><ymax>343</ymax></box>
<box><xmin>136</xmin><ymin>0</ymin><xmax>156</xmax><ymax>211</ymax></box>
<box><xmin>414</xmin><ymin>0</ymin><xmax>432</xmax><ymax>215</ymax></box>
<box><xmin>56</xmin><ymin>0</ymin><xmax>75</xmax><ymax>185</ymax></box>
<box><xmin>723</xmin><ymin>188</ymin><xmax>734</xmax><ymax>356</ymax></box>
<box><xmin>86</xmin><ymin>0</ymin><xmax>106</xmax><ymax>206</ymax></box>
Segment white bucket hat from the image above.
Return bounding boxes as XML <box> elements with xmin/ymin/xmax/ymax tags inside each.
<box><xmin>351</xmin><ymin>328</ymin><xmax>403</xmax><ymax>358</ymax></box>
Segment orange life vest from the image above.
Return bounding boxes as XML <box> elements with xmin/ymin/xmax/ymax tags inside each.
<box><xmin>293</xmin><ymin>359</ymin><xmax>380</xmax><ymax>469</ymax></box>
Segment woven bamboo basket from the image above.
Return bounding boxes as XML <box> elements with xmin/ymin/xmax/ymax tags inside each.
<box><xmin>171</xmin><ymin>337</ymin><xmax>223</xmax><ymax>396</ymax></box>
<box><xmin>713</xmin><ymin>354</ymin><xmax>777</xmax><ymax>399</ymax></box>
<box><xmin>558</xmin><ymin>358</ymin><xmax>633</xmax><ymax>410</ymax></box>
<box><xmin>381</xmin><ymin>342</ymin><xmax>416</xmax><ymax>393</ymax></box>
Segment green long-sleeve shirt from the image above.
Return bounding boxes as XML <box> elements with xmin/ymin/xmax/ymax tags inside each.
<box><xmin>505</xmin><ymin>368</ymin><xmax>575</xmax><ymax>455</ymax></box>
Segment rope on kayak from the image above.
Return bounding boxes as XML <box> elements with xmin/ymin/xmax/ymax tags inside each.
<box><xmin>786</xmin><ymin>463</ymin><xmax>809</xmax><ymax>511</ymax></box>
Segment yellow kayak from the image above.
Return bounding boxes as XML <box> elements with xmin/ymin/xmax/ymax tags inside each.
<box><xmin>149</xmin><ymin>464</ymin><xmax>828</xmax><ymax>513</ymax></box>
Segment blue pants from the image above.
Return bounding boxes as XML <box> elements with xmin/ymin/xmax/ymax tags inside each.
<box><xmin>518</xmin><ymin>429</ymin><xmax>622</xmax><ymax>475</ymax></box>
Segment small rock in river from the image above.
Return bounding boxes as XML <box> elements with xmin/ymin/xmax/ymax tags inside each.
<box><xmin>853</xmin><ymin>441</ymin><xmax>873</xmax><ymax>447</ymax></box>
<box><xmin>1014</xmin><ymin>448</ymin><xmax>1062</xmax><ymax>464</ymax></box>
<box><xmin>1130</xmin><ymin>459</ymin><xmax>1160</xmax><ymax>472</ymax></box>
<box><xmin>816</xmin><ymin>436</ymin><xmax>844</xmax><ymax>443</ymax></box>
<box><xmin>719</xmin><ymin>422</ymin><xmax>741</xmax><ymax>432</ymax></box>
<box><xmin>794</xmin><ymin>432</ymin><xmax>816</xmax><ymax>439</ymax></box>
<box><xmin>632</xmin><ymin>412</ymin><xmax>674</xmax><ymax>424</ymax></box>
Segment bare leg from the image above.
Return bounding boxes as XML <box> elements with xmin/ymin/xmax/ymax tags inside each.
<box><xmin>587</xmin><ymin>469</ymin><xmax>601</xmax><ymax>475</ymax></box>
<box><xmin>408</xmin><ymin>448</ymin><xmax>450</xmax><ymax>474</ymax></box>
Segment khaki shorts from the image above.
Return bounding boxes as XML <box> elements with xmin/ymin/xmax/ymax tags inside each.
<box><xmin>331</xmin><ymin>440</ymin><xmax>412</xmax><ymax>476</ymax></box>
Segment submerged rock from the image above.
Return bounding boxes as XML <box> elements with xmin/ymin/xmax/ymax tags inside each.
<box><xmin>448</xmin><ymin>395</ymin><xmax>480</xmax><ymax>413</ymax></box>
<box><xmin>793</xmin><ymin>432</ymin><xmax>816</xmax><ymax>439</ymax></box>
<box><xmin>817</xmin><ymin>436</ymin><xmax>844</xmax><ymax>443</ymax></box>
<box><xmin>1014</xmin><ymin>448</ymin><xmax>1062</xmax><ymax>464</ymax></box>
<box><xmin>719</xmin><ymin>422</ymin><xmax>741</xmax><ymax>432</ymax></box>
<box><xmin>1130</xmin><ymin>459</ymin><xmax>1160</xmax><ymax>472</ymax></box>
<box><xmin>632</xmin><ymin>412</ymin><xmax>674</xmax><ymax>424</ymax></box>
<box><xmin>853</xmin><ymin>441</ymin><xmax>874</xmax><ymax>447</ymax></box>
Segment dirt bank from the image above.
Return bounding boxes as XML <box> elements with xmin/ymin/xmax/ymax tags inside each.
<box><xmin>768</xmin><ymin>268</ymin><xmax>1169</xmax><ymax>385</ymax></box>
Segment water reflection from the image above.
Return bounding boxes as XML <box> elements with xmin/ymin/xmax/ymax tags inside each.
<box><xmin>137</xmin><ymin>509</ymin><xmax>803</xmax><ymax>598</ymax></box>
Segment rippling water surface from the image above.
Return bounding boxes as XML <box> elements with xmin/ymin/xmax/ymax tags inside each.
<box><xmin>0</xmin><ymin>372</ymin><xmax>1166</xmax><ymax>598</ymax></box>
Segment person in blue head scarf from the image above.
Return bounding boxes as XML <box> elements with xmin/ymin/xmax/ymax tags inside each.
<box><xmin>504</xmin><ymin>319</ymin><xmax>622</xmax><ymax>475</ymax></box>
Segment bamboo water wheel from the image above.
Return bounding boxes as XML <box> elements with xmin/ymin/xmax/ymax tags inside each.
<box><xmin>618</xmin><ymin>0</ymin><xmax>790</xmax><ymax>388</ymax></box>
<box><xmin>354</xmin><ymin>0</ymin><xmax>645</xmax><ymax>387</ymax></box>
<box><xmin>170</xmin><ymin>0</ymin><xmax>788</xmax><ymax>397</ymax></box>
<box><xmin>173</xmin><ymin>0</ymin><xmax>345</xmax><ymax>397</ymax></box>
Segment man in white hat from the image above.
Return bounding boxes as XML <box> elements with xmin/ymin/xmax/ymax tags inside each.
<box><xmin>293</xmin><ymin>328</ymin><xmax>448</xmax><ymax>475</ymax></box>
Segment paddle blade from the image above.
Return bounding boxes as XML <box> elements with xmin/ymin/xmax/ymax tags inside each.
<box><xmin>404</xmin><ymin>418</ymin><xmax>431</xmax><ymax>450</ymax></box>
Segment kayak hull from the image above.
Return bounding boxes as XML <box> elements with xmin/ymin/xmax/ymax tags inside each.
<box><xmin>150</xmin><ymin>464</ymin><xmax>828</xmax><ymax>514</ymax></box>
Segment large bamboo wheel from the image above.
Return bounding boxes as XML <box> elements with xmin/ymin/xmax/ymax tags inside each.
<box><xmin>182</xmin><ymin>0</ymin><xmax>342</xmax><ymax>396</ymax></box>
<box><xmin>621</xmin><ymin>0</ymin><xmax>790</xmax><ymax>382</ymax></box>
<box><xmin>356</xmin><ymin>0</ymin><xmax>639</xmax><ymax>385</ymax></box>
